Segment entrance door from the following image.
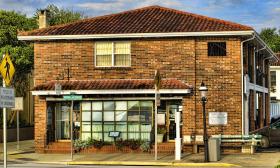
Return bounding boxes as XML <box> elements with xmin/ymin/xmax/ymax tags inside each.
<box><xmin>55</xmin><ymin>102</ymin><xmax>71</xmax><ymax>140</ymax></box>
<box><xmin>167</xmin><ymin>104</ymin><xmax>182</xmax><ymax>141</ymax></box>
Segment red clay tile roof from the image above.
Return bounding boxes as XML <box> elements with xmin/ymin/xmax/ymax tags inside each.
<box><xmin>270</xmin><ymin>53</ymin><xmax>280</xmax><ymax>66</ymax></box>
<box><xmin>19</xmin><ymin>5</ymin><xmax>253</xmax><ymax>36</ymax></box>
<box><xmin>33</xmin><ymin>79</ymin><xmax>191</xmax><ymax>91</ymax></box>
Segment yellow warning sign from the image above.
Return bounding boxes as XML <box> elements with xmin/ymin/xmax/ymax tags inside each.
<box><xmin>0</xmin><ymin>53</ymin><xmax>15</xmax><ymax>86</ymax></box>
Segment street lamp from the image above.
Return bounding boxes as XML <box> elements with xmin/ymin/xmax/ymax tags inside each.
<box><xmin>199</xmin><ymin>81</ymin><xmax>209</xmax><ymax>162</ymax></box>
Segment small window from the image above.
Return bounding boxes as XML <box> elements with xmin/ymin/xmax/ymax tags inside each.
<box><xmin>95</xmin><ymin>42</ymin><xmax>131</xmax><ymax>67</ymax></box>
<box><xmin>271</xmin><ymin>71</ymin><xmax>276</xmax><ymax>93</ymax></box>
<box><xmin>208</xmin><ymin>42</ymin><xmax>226</xmax><ymax>56</ymax></box>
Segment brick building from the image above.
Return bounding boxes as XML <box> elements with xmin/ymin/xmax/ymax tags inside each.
<box><xmin>18</xmin><ymin>6</ymin><xmax>277</xmax><ymax>153</ymax></box>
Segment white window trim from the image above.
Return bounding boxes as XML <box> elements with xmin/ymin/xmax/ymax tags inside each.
<box><xmin>95</xmin><ymin>41</ymin><xmax>131</xmax><ymax>67</ymax></box>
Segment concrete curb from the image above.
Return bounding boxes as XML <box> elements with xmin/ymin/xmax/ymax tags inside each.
<box><xmin>67</xmin><ymin>161</ymin><xmax>239</xmax><ymax>167</ymax></box>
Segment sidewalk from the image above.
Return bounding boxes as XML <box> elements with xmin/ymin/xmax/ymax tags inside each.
<box><xmin>0</xmin><ymin>140</ymin><xmax>279</xmax><ymax>167</ymax></box>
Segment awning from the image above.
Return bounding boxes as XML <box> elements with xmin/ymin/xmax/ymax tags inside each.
<box><xmin>32</xmin><ymin>79</ymin><xmax>192</xmax><ymax>96</ymax></box>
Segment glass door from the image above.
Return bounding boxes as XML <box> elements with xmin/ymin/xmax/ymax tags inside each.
<box><xmin>167</xmin><ymin>103</ymin><xmax>182</xmax><ymax>141</ymax></box>
<box><xmin>55</xmin><ymin>102</ymin><xmax>71</xmax><ymax>140</ymax></box>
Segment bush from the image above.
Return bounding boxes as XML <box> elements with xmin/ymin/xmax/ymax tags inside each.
<box><xmin>140</xmin><ymin>141</ymin><xmax>151</xmax><ymax>152</ymax></box>
<box><xmin>115</xmin><ymin>139</ymin><xmax>142</xmax><ymax>150</ymax></box>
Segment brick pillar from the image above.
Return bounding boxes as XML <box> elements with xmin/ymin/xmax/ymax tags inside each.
<box><xmin>182</xmin><ymin>95</ymin><xmax>196</xmax><ymax>136</ymax></box>
<box><xmin>34</xmin><ymin>96</ymin><xmax>47</xmax><ymax>153</ymax></box>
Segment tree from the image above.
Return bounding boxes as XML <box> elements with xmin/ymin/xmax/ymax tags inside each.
<box><xmin>259</xmin><ymin>28</ymin><xmax>280</xmax><ymax>53</ymax></box>
<box><xmin>0</xmin><ymin>5</ymin><xmax>84</xmax><ymax>96</ymax></box>
<box><xmin>37</xmin><ymin>4</ymin><xmax>85</xmax><ymax>26</ymax></box>
<box><xmin>0</xmin><ymin>10</ymin><xmax>37</xmax><ymax>96</ymax></box>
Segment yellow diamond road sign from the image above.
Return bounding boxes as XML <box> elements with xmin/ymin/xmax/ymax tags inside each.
<box><xmin>0</xmin><ymin>53</ymin><xmax>15</xmax><ymax>86</ymax></box>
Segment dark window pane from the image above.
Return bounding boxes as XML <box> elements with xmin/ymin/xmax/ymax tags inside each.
<box><xmin>128</xmin><ymin>111</ymin><xmax>139</xmax><ymax>121</ymax></box>
<box><xmin>208</xmin><ymin>42</ymin><xmax>226</xmax><ymax>56</ymax></box>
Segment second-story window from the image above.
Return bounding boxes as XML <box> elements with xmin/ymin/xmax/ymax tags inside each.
<box><xmin>95</xmin><ymin>42</ymin><xmax>131</xmax><ymax>67</ymax></box>
<box><xmin>271</xmin><ymin>71</ymin><xmax>276</xmax><ymax>93</ymax></box>
<box><xmin>208</xmin><ymin>42</ymin><xmax>226</xmax><ymax>56</ymax></box>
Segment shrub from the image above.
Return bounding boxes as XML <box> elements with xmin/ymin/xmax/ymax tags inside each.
<box><xmin>140</xmin><ymin>141</ymin><xmax>151</xmax><ymax>152</ymax></box>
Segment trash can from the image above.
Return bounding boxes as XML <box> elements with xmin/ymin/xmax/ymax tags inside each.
<box><xmin>208</xmin><ymin>137</ymin><xmax>221</xmax><ymax>162</ymax></box>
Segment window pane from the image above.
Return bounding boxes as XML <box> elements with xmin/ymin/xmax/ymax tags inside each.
<box><xmin>92</xmin><ymin>133</ymin><xmax>103</xmax><ymax>140</ymax></box>
<box><xmin>96</xmin><ymin>55</ymin><xmax>112</xmax><ymax>66</ymax></box>
<box><xmin>140</xmin><ymin>111</ymin><xmax>151</xmax><ymax>122</ymax></box>
<box><xmin>104</xmin><ymin>101</ymin><xmax>114</xmax><ymax>110</ymax></box>
<box><xmin>128</xmin><ymin>133</ymin><xmax>139</xmax><ymax>140</ymax></box>
<box><xmin>92</xmin><ymin>123</ymin><xmax>102</xmax><ymax>132</ymax></box>
<box><xmin>119</xmin><ymin>132</ymin><xmax>127</xmax><ymax>140</ymax></box>
<box><xmin>104</xmin><ymin>111</ymin><xmax>114</xmax><ymax>121</ymax></box>
<box><xmin>81</xmin><ymin>133</ymin><xmax>91</xmax><ymax>141</ymax></box>
<box><xmin>208</xmin><ymin>42</ymin><xmax>226</xmax><ymax>56</ymax></box>
<box><xmin>115</xmin><ymin>101</ymin><xmax>127</xmax><ymax>110</ymax></box>
<box><xmin>82</xmin><ymin>122</ymin><xmax>91</xmax><ymax>131</ymax></box>
<box><xmin>141</xmin><ymin>133</ymin><xmax>150</xmax><ymax>141</ymax></box>
<box><xmin>96</xmin><ymin>42</ymin><xmax>112</xmax><ymax>55</ymax></box>
<box><xmin>114</xmin><ymin>42</ymin><xmax>130</xmax><ymax>54</ymax></box>
<box><xmin>92</xmin><ymin>102</ymin><xmax>102</xmax><ymax>111</ymax></box>
<box><xmin>141</xmin><ymin>124</ymin><xmax>152</xmax><ymax>132</ymax></box>
<box><xmin>128</xmin><ymin>101</ymin><xmax>139</xmax><ymax>111</ymax></box>
<box><xmin>116</xmin><ymin>122</ymin><xmax>127</xmax><ymax>132</ymax></box>
<box><xmin>104</xmin><ymin>122</ymin><xmax>114</xmax><ymax>132</ymax></box>
<box><xmin>104</xmin><ymin>133</ymin><xmax>114</xmax><ymax>142</ymax></box>
<box><xmin>140</xmin><ymin>101</ymin><xmax>153</xmax><ymax>111</ymax></box>
<box><xmin>116</xmin><ymin>111</ymin><xmax>127</xmax><ymax>121</ymax></box>
<box><xmin>115</xmin><ymin>54</ymin><xmax>130</xmax><ymax>66</ymax></box>
<box><xmin>82</xmin><ymin>112</ymin><xmax>91</xmax><ymax>121</ymax></box>
<box><xmin>128</xmin><ymin>111</ymin><xmax>139</xmax><ymax>121</ymax></box>
<box><xmin>92</xmin><ymin>112</ymin><xmax>102</xmax><ymax>121</ymax></box>
<box><xmin>82</xmin><ymin>102</ymin><xmax>91</xmax><ymax>111</ymax></box>
<box><xmin>128</xmin><ymin>123</ymin><xmax>139</xmax><ymax>132</ymax></box>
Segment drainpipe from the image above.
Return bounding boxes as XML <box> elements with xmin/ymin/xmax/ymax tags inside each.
<box><xmin>241</xmin><ymin>34</ymin><xmax>255</xmax><ymax>135</ymax></box>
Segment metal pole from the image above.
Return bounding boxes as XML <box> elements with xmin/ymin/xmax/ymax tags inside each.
<box><xmin>70</xmin><ymin>100</ymin><xmax>73</xmax><ymax>160</ymax></box>
<box><xmin>17</xmin><ymin>111</ymin><xmax>19</xmax><ymax>150</ymax></box>
<box><xmin>154</xmin><ymin>91</ymin><xmax>158</xmax><ymax>160</ymax></box>
<box><xmin>202</xmin><ymin>99</ymin><xmax>209</xmax><ymax>162</ymax></box>
<box><xmin>2</xmin><ymin>53</ymin><xmax>7</xmax><ymax>168</ymax></box>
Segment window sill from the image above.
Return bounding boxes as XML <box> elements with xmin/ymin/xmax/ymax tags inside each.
<box><xmin>94</xmin><ymin>67</ymin><xmax>133</xmax><ymax>70</ymax></box>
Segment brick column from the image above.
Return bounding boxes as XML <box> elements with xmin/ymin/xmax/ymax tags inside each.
<box><xmin>34</xmin><ymin>96</ymin><xmax>47</xmax><ymax>153</ymax></box>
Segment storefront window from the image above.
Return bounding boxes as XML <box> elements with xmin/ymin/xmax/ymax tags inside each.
<box><xmin>81</xmin><ymin>100</ymin><xmax>153</xmax><ymax>142</ymax></box>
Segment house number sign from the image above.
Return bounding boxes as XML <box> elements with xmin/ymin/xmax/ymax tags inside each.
<box><xmin>209</xmin><ymin>112</ymin><xmax>228</xmax><ymax>125</ymax></box>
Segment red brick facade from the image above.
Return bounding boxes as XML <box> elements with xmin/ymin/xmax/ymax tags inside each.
<box><xmin>33</xmin><ymin>37</ymin><xmax>249</xmax><ymax>152</ymax></box>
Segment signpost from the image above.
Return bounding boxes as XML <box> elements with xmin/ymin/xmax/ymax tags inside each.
<box><xmin>12</xmin><ymin>97</ymin><xmax>24</xmax><ymax>150</ymax></box>
<box><xmin>63</xmin><ymin>93</ymin><xmax>82</xmax><ymax>161</ymax></box>
<box><xmin>0</xmin><ymin>52</ymin><xmax>15</xmax><ymax>168</ymax></box>
<box><xmin>154</xmin><ymin>70</ymin><xmax>161</xmax><ymax>161</ymax></box>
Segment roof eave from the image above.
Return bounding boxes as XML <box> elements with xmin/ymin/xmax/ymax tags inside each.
<box><xmin>18</xmin><ymin>30</ymin><xmax>255</xmax><ymax>41</ymax></box>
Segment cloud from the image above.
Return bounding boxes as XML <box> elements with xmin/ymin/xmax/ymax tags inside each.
<box><xmin>76</xmin><ymin>0</ymin><xmax>184</xmax><ymax>15</ymax></box>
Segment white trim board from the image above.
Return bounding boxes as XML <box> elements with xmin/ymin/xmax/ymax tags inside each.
<box><xmin>18</xmin><ymin>31</ymin><xmax>255</xmax><ymax>41</ymax></box>
<box><xmin>32</xmin><ymin>89</ymin><xmax>191</xmax><ymax>96</ymax></box>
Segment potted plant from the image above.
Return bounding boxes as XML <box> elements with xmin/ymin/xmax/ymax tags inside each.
<box><xmin>157</xmin><ymin>126</ymin><xmax>167</xmax><ymax>143</ymax></box>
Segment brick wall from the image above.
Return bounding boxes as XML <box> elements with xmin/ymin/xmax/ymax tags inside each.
<box><xmin>34</xmin><ymin>37</ymin><xmax>243</xmax><ymax>150</ymax></box>
<box><xmin>34</xmin><ymin>96</ymin><xmax>47</xmax><ymax>153</ymax></box>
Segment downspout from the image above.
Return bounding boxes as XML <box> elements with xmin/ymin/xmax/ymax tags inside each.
<box><xmin>241</xmin><ymin>34</ymin><xmax>255</xmax><ymax>135</ymax></box>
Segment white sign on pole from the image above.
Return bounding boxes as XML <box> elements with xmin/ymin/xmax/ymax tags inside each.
<box><xmin>209</xmin><ymin>112</ymin><xmax>228</xmax><ymax>125</ymax></box>
<box><xmin>12</xmin><ymin>97</ymin><xmax>23</xmax><ymax>111</ymax></box>
<box><xmin>0</xmin><ymin>87</ymin><xmax>15</xmax><ymax>108</ymax></box>
<box><xmin>55</xmin><ymin>83</ymin><xmax>62</xmax><ymax>95</ymax></box>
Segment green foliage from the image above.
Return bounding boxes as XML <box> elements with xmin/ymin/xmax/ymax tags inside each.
<box><xmin>0</xmin><ymin>10</ymin><xmax>36</xmax><ymax>96</ymax></box>
<box><xmin>36</xmin><ymin>4</ymin><xmax>84</xmax><ymax>26</ymax></box>
<box><xmin>115</xmin><ymin>139</ymin><xmax>142</xmax><ymax>150</ymax></box>
<box><xmin>260</xmin><ymin>28</ymin><xmax>280</xmax><ymax>53</ymax></box>
<box><xmin>74</xmin><ymin>138</ymin><xmax>112</xmax><ymax>151</ymax></box>
<box><xmin>158</xmin><ymin>126</ymin><xmax>167</xmax><ymax>134</ymax></box>
<box><xmin>140</xmin><ymin>141</ymin><xmax>151</xmax><ymax>152</ymax></box>
<box><xmin>74</xmin><ymin>139</ymin><xmax>88</xmax><ymax>151</ymax></box>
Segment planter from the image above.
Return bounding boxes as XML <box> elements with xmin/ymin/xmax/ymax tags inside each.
<box><xmin>0</xmin><ymin>126</ymin><xmax>34</xmax><ymax>143</ymax></box>
<box><xmin>80</xmin><ymin>145</ymin><xmax>142</xmax><ymax>153</ymax></box>
<box><xmin>157</xmin><ymin>134</ymin><xmax>164</xmax><ymax>143</ymax></box>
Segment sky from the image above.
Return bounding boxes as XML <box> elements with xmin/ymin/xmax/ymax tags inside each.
<box><xmin>0</xmin><ymin>0</ymin><xmax>280</xmax><ymax>32</ymax></box>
